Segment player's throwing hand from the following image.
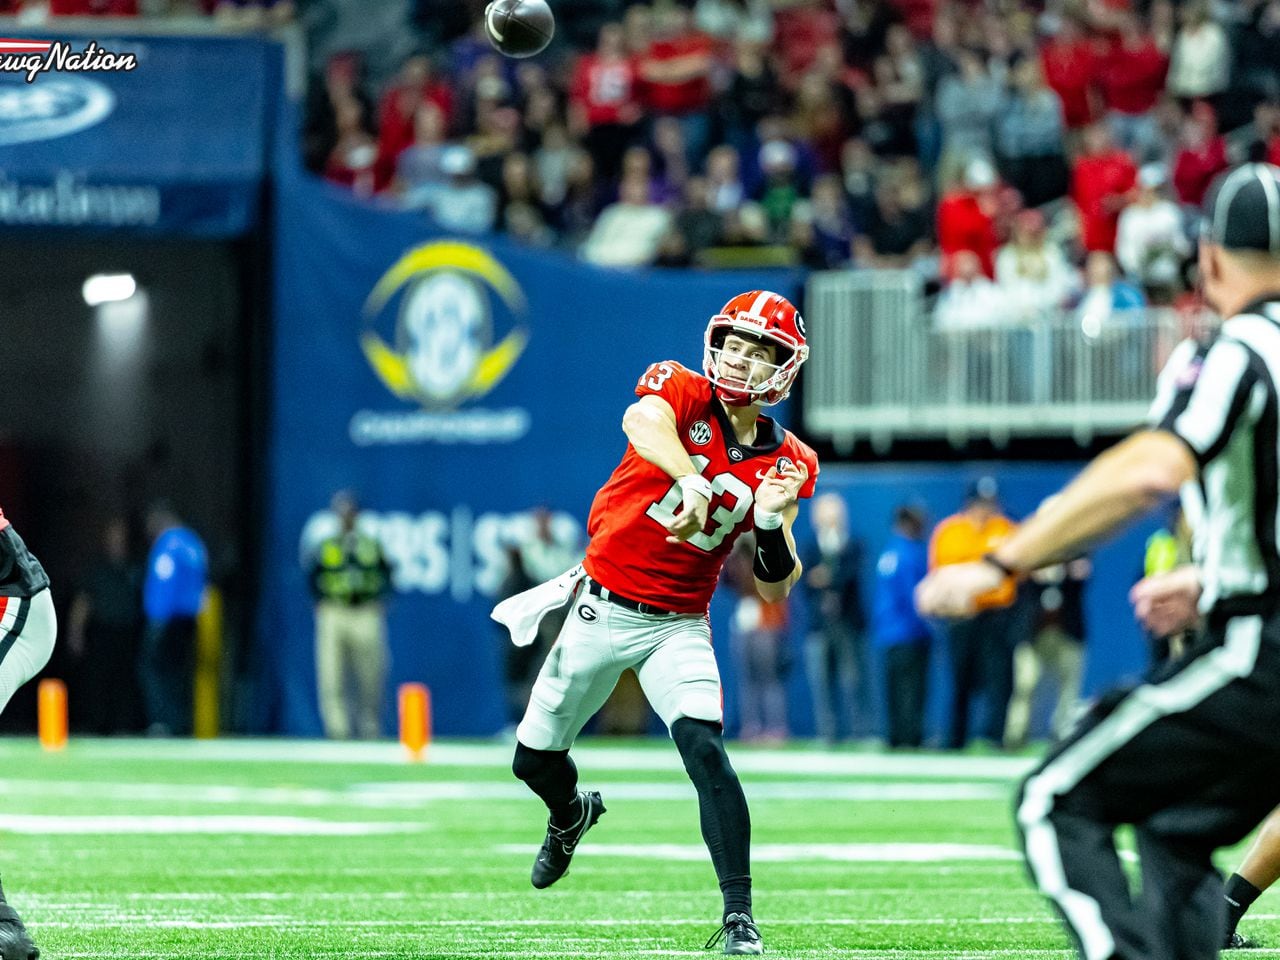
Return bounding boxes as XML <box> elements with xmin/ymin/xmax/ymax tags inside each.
<box><xmin>664</xmin><ymin>475</ymin><xmax>712</xmax><ymax>544</ymax></box>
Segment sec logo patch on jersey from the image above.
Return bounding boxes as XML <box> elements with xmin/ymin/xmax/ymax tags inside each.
<box><xmin>689</xmin><ymin>421</ymin><xmax>712</xmax><ymax>445</ymax></box>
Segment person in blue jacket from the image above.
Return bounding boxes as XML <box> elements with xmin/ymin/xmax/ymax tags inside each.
<box><xmin>873</xmin><ymin>504</ymin><xmax>932</xmax><ymax>749</ymax></box>
<box><xmin>139</xmin><ymin>501</ymin><xmax>208</xmax><ymax>737</ymax></box>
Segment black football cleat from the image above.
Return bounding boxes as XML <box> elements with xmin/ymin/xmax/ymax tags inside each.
<box><xmin>0</xmin><ymin>880</ymin><xmax>38</xmax><ymax>960</ymax></box>
<box><xmin>1225</xmin><ymin>931</ymin><xmax>1258</xmax><ymax>949</ymax></box>
<box><xmin>530</xmin><ymin>790</ymin><xmax>605</xmax><ymax>889</ymax></box>
<box><xmin>704</xmin><ymin>913</ymin><xmax>763</xmax><ymax>955</ymax></box>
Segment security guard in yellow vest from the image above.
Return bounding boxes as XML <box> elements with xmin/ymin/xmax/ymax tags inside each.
<box><xmin>308</xmin><ymin>491</ymin><xmax>393</xmax><ymax>739</ymax></box>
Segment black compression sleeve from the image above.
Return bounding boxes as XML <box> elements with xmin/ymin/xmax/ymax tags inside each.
<box><xmin>751</xmin><ymin>524</ymin><xmax>796</xmax><ymax>583</ymax></box>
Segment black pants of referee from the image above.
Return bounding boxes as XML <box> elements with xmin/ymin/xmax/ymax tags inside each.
<box><xmin>1015</xmin><ymin>611</ymin><xmax>1280</xmax><ymax>960</ymax></box>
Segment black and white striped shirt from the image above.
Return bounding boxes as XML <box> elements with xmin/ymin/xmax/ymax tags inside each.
<box><xmin>1148</xmin><ymin>295</ymin><xmax>1280</xmax><ymax>615</ymax></box>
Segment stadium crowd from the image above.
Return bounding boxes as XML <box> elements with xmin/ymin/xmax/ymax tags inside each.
<box><xmin>298</xmin><ymin>0</ymin><xmax>1277</xmax><ymax>297</ymax></box>
<box><xmin>0</xmin><ymin>0</ymin><xmax>291</xmax><ymax>22</ymax></box>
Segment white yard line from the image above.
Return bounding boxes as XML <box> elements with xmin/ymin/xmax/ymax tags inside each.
<box><xmin>491</xmin><ymin>842</ymin><xmax>1022</xmax><ymax>863</ymax></box>
<box><xmin>0</xmin><ymin>777</ymin><xmax>1008</xmax><ymax>805</ymax></box>
<box><xmin>30</xmin><ymin>917</ymin><xmax>1059</xmax><ymax>928</ymax></box>
<box><xmin>0</xmin><ymin>737</ymin><xmax>1032</xmax><ymax>780</ymax></box>
<box><xmin>0</xmin><ymin>814</ymin><xmax>427</xmax><ymax>835</ymax></box>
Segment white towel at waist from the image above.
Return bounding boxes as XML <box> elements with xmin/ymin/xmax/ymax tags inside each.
<box><xmin>491</xmin><ymin>563</ymin><xmax>587</xmax><ymax>647</ymax></box>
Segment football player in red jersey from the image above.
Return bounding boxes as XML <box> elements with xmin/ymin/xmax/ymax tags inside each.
<box><xmin>0</xmin><ymin>507</ymin><xmax>57</xmax><ymax>960</ymax></box>
<box><xmin>503</xmin><ymin>290</ymin><xmax>818</xmax><ymax>956</ymax></box>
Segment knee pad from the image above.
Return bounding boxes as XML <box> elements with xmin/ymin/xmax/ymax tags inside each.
<box><xmin>672</xmin><ymin>717</ymin><xmax>732</xmax><ymax>785</ymax></box>
<box><xmin>512</xmin><ymin>741</ymin><xmax>571</xmax><ymax>785</ymax></box>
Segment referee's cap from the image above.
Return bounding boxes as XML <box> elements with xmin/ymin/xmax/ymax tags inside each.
<box><xmin>1203</xmin><ymin>163</ymin><xmax>1280</xmax><ymax>255</ymax></box>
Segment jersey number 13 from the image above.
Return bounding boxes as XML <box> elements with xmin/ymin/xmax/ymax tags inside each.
<box><xmin>645</xmin><ymin>455</ymin><xmax>753</xmax><ymax>552</ymax></box>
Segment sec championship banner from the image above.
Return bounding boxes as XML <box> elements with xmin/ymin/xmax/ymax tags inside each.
<box><xmin>263</xmin><ymin>165</ymin><xmax>802</xmax><ymax>735</ymax></box>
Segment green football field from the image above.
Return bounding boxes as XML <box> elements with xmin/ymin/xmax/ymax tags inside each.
<box><xmin>0</xmin><ymin>737</ymin><xmax>1274</xmax><ymax>959</ymax></box>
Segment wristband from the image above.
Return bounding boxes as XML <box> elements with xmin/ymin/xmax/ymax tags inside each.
<box><xmin>982</xmin><ymin>553</ymin><xmax>1019</xmax><ymax>578</ymax></box>
<box><xmin>753</xmin><ymin>505</ymin><xmax>784</xmax><ymax>530</ymax></box>
<box><xmin>677</xmin><ymin>474</ymin><xmax>712</xmax><ymax>500</ymax></box>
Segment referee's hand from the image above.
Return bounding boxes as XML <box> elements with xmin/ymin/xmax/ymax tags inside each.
<box><xmin>1130</xmin><ymin>564</ymin><xmax>1202</xmax><ymax>636</ymax></box>
<box><xmin>915</xmin><ymin>561</ymin><xmax>1006</xmax><ymax>619</ymax></box>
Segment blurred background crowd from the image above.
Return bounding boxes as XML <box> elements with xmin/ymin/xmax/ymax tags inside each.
<box><xmin>294</xmin><ymin>0</ymin><xmax>1279</xmax><ymax>300</ymax></box>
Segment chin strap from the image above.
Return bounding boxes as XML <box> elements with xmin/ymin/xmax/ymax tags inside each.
<box><xmin>714</xmin><ymin>384</ymin><xmax>753</xmax><ymax>406</ymax></box>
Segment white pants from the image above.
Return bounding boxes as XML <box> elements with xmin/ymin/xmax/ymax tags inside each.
<box><xmin>0</xmin><ymin>589</ymin><xmax>56</xmax><ymax>714</ymax></box>
<box><xmin>517</xmin><ymin>583</ymin><xmax>722</xmax><ymax>751</ymax></box>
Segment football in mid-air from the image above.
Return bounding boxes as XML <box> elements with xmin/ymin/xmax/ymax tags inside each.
<box><xmin>484</xmin><ymin>0</ymin><xmax>554</xmax><ymax>58</ymax></box>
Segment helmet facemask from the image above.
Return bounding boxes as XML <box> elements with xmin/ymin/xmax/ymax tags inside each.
<box><xmin>703</xmin><ymin>323</ymin><xmax>805</xmax><ymax>407</ymax></box>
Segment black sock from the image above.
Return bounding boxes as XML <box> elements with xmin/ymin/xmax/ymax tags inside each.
<box><xmin>719</xmin><ymin>874</ymin><xmax>753</xmax><ymax>920</ymax></box>
<box><xmin>512</xmin><ymin>742</ymin><xmax>579</xmax><ymax>823</ymax></box>
<box><xmin>1225</xmin><ymin>873</ymin><xmax>1263</xmax><ymax>935</ymax></box>
<box><xmin>672</xmin><ymin>718</ymin><xmax>754</xmax><ymax>919</ymax></box>
<box><xmin>549</xmin><ymin>792</ymin><xmax>585</xmax><ymax>830</ymax></box>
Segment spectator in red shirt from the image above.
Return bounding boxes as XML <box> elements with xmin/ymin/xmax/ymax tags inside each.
<box><xmin>569</xmin><ymin>23</ymin><xmax>642</xmax><ymax>182</ymax></box>
<box><xmin>325</xmin><ymin>96</ymin><xmax>383</xmax><ymax>199</ymax></box>
<box><xmin>1071</xmin><ymin>122</ymin><xmax>1137</xmax><ymax>253</ymax></box>
<box><xmin>375</xmin><ymin>55</ymin><xmax>455</xmax><ymax>181</ymax></box>
<box><xmin>1041</xmin><ymin>16</ymin><xmax>1101</xmax><ymax>131</ymax></box>
<box><xmin>50</xmin><ymin>0</ymin><xmax>137</xmax><ymax>12</ymax></box>
<box><xmin>639</xmin><ymin>6</ymin><xmax>716</xmax><ymax>167</ymax></box>
<box><xmin>1099</xmin><ymin>12</ymin><xmax>1169</xmax><ymax>163</ymax></box>
<box><xmin>1171</xmin><ymin>103</ymin><xmax>1228</xmax><ymax>206</ymax></box>
<box><xmin>937</xmin><ymin>158</ymin><xmax>1002</xmax><ymax>279</ymax></box>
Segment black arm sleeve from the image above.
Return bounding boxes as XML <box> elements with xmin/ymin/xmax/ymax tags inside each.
<box><xmin>752</xmin><ymin>525</ymin><xmax>797</xmax><ymax>584</ymax></box>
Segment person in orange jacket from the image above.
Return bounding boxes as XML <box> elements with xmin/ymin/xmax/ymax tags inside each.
<box><xmin>927</xmin><ymin>476</ymin><xmax>1022</xmax><ymax>748</ymax></box>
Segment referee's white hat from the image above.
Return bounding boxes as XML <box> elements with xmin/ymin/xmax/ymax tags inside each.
<box><xmin>1203</xmin><ymin>163</ymin><xmax>1280</xmax><ymax>255</ymax></box>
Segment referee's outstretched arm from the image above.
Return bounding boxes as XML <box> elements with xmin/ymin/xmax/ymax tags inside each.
<box><xmin>987</xmin><ymin>429</ymin><xmax>1194</xmax><ymax>576</ymax></box>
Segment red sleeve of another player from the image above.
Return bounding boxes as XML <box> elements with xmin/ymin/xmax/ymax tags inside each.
<box><xmin>634</xmin><ymin>360</ymin><xmax>704</xmax><ymax>426</ymax></box>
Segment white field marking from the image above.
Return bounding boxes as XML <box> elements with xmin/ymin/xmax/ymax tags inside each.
<box><xmin>0</xmin><ymin>777</ymin><xmax>1006</xmax><ymax>806</ymax></box>
<box><xmin>0</xmin><ymin>778</ymin><xmax>374</xmax><ymax>807</ymax></box>
<box><xmin>28</xmin><ymin>917</ymin><xmax>1060</xmax><ymax>928</ymax></box>
<box><xmin>492</xmin><ymin>842</ymin><xmax>1021</xmax><ymax>863</ymax></box>
<box><xmin>9</xmin><ymin>778</ymin><xmax>1005</xmax><ymax>806</ymax></box>
<box><xmin>347</xmin><ymin>780</ymin><xmax>1008</xmax><ymax>802</ymax></box>
<box><xmin>0</xmin><ymin>737</ymin><xmax>1033</xmax><ymax>780</ymax></box>
<box><xmin>26</xmin><ymin>892</ymin><xmax>416</xmax><ymax>904</ymax></box>
<box><xmin>0</xmin><ymin>814</ymin><xmax>427</xmax><ymax>835</ymax></box>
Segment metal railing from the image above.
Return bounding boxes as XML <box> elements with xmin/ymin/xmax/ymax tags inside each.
<box><xmin>804</xmin><ymin>270</ymin><xmax>1204</xmax><ymax>450</ymax></box>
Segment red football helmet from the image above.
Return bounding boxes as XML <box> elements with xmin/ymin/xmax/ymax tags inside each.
<box><xmin>703</xmin><ymin>290</ymin><xmax>809</xmax><ymax>406</ymax></box>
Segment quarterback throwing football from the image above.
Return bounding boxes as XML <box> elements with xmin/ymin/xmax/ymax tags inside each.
<box><xmin>495</xmin><ymin>290</ymin><xmax>818</xmax><ymax>955</ymax></box>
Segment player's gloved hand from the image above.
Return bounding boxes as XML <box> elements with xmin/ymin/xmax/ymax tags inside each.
<box><xmin>665</xmin><ymin>474</ymin><xmax>712</xmax><ymax>544</ymax></box>
<box><xmin>1130</xmin><ymin>563</ymin><xmax>1202</xmax><ymax>636</ymax></box>
<box><xmin>754</xmin><ymin>460</ymin><xmax>808</xmax><ymax>515</ymax></box>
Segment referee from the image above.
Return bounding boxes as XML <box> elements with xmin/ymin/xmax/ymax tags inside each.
<box><xmin>918</xmin><ymin>162</ymin><xmax>1280</xmax><ymax>960</ymax></box>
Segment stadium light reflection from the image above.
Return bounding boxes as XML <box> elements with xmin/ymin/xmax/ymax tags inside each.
<box><xmin>82</xmin><ymin>273</ymin><xmax>137</xmax><ymax>306</ymax></box>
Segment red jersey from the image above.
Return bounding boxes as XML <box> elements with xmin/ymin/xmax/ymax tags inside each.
<box><xmin>1041</xmin><ymin>38</ymin><xmax>1099</xmax><ymax>129</ymax></box>
<box><xmin>570</xmin><ymin>52</ymin><xmax>639</xmax><ymax>127</ymax></box>
<box><xmin>1072</xmin><ymin>150</ymin><xmax>1137</xmax><ymax>253</ymax></box>
<box><xmin>937</xmin><ymin>191</ymin><xmax>999</xmax><ymax>279</ymax></box>
<box><xmin>584</xmin><ymin>361</ymin><xmax>819</xmax><ymax>615</ymax></box>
